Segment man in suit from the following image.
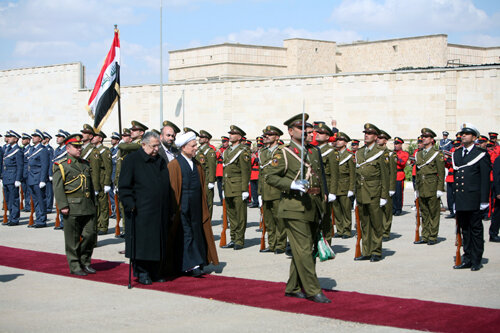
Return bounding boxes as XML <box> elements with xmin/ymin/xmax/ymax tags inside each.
<box><xmin>159</xmin><ymin>120</ymin><xmax>180</xmax><ymax>164</ymax></box>
<box><xmin>27</xmin><ymin>129</ymin><xmax>50</xmax><ymax>228</ymax></box>
<box><xmin>453</xmin><ymin>123</ymin><xmax>491</xmax><ymax>271</ymax></box>
<box><xmin>2</xmin><ymin>131</ymin><xmax>24</xmax><ymax>226</ymax></box>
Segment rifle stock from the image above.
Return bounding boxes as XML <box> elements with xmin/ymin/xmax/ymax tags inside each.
<box><xmin>219</xmin><ymin>199</ymin><xmax>228</xmax><ymax>247</ymax></box>
<box><xmin>415</xmin><ymin>198</ymin><xmax>421</xmax><ymax>242</ymax></box>
<box><xmin>354</xmin><ymin>205</ymin><xmax>361</xmax><ymax>258</ymax></box>
<box><xmin>259</xmin><ymin>207</ymin><xmax>266</xmax><ymax>251</ymax></box>
<box><xmin>108</xmin><ymin>195</ymin><xmax>112</xmax><ymax>216</ymax></box>
<box><xmin>455</xmin><ymin>218</ymin><xmax>462</xmax><ymax>266</ymax></box>
<box><xmin>114</xmin><ymin>193</ymin><xmax>121</xmax><ymax>237</ymax></box>
<box><xmin>28</xmin><ymin>196</ymin><xmax>34</xmax><ymax>226</ymax></box>
<box><xmin>55</xmin><ymin>203</ymin><xmax>60</xmax><ymax>228</ymax></box>
<box><xmin>2</xmin><ymin>188</ymin><xmax>7</xmax><ymax>224</ymax></box>
<box><xmin>20</xmin><ymin>185</ymin><xmax>24</xmax><ymax>210</ymax></box>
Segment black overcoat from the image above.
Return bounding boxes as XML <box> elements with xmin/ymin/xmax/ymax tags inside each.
<box><xmin>119</xmin><ymin>148</ymin><xmax>170</xmax><ymax>261</ymax></box>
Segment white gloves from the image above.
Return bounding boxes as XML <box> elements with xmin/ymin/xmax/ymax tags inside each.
<box><xmin>436</xmin><ymin>190</ymin><xmax>444</xmax><ymax>198</ymax></box>
<box><xmin>415</xmin><ymin>191</ymin><xmax>419</xmax><ymax>198</ymax></box>
<box><xmin>258</xmin><ymin>195</ymin><xmax>263</xmax><ymax>207</ymax></box>
<box><xmin>14</xmin><ymin>181</ymin><xmax>21</xmax><ymax>188</ymax></box>
<box><xmin>114</xmin><ymin>187</ymin><xmax>119</xmax><ymax>194</ymax></box>
<box><xmin>389</xmin><ymin>191</ymin><xmax>395</xmax><ymax>197</ymax></box>
<box><xmin>347</xmin><ymin>190</ymin><xmax>354</xmax><ymax>198</ymax></box>
<box><xmin>95</xmin><ymin>191</ymin><xmax>99</xmax><ymax>196</ymax></box>
<box><xmin>208</xmin><ymin>183</ymin><xmax>215</xmax><ymax>190</ymax></box>
<box><xmin>49</xmin><ymin>176</ymin><xmax>53</xmax><ymax>181</ymax></box>
<box><xmin>480</xmin><ymin>203</ymin><xmax>489</xmax><ymax>210</ymax></box>
<box><xmin>290</xmin><ymin>180</ymin><xmax>307</xmax><ymax>193</ymax></box>
<box><xmin>222</xmin><ymin>190</ymin><xmax>225</xmax><ymax>199</ymax></box>
<box><xmin>242</xmin><ymin>192</ymin><xmax>249</xmax><ymax>201</ymax></box>
<box><xmin>104</xmin><ymin>185</ymin><xmax>111</xmax><ymax>193</ymax></box>
<box><xmin>380</xmin><ymin>198</ymin><xmax>387</xmax><ymax>207</ymax></box>
<box><xmin>39</xmin><ymin>182</ymin><xmax>46</xmax><ymax>189</ymax></box>
<box><xmin>328</xmin><ymin>193</ymin><xmax>336</xmax><ymax>202</ymax></box>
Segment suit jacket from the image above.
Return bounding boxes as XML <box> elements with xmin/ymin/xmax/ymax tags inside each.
<box><xmin>453</xmin><ymin>146</ymin><xmax>491</xmax><ymax>211</ymax></box>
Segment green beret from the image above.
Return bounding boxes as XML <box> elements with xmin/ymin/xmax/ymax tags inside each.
<box><xmin>421</xmin><ymin>128</ymin><xmax>437</xmax><ymax>138</ymax></box>
<box><xmin>314</xmin><ymin>122</ymin><xmax>333</xmax><ymax>136</ymax></box>
<box><xmin>378</xmin><ymin>130</ymin><xmax>391</xmax><ymax>140</ymax></box>
<box><xmin>183</xmin><ymin>127</ymin><xmax>199</xmax><ymax>137</ymax></box>
<box><xmin>81</xmin><ymin>124</ymin><xmax>96</xmax><ymax>136</ymax></box>
<box><xmin>199</xmin><ymin>130</ymin><xmax>212</xmax><ymax>139</ymax></box>
<box><xmin>263</xmin><ymin>125</ymin><xmax>283</xmax><ymax>136</ymax></box>
<box><xmin>283</xmin><ymin>113</ymin><xmax>309</xmax><ymax>128</ymax></box>
<box><xmin>228</xmin><ymin>125</ymin><xmax>246</xmax><ymax>137</ymax></box>
<box><xmin>363</xmin><ymin>123</ymin><xmax>380</xmax><ymax>135</ymax></box>
<box><xmin>337</xmin><ymin>132</ymin><xmax>351</xmax><ymax>142</ymax></box>
<box><xmin>130</xmin><ymin>120</ymin><xmax>148</xmax><ymax>132</ymax></box>
<box><xmin>162</xmin><ymin>120</ymin><xmax>181</xmax><ymax>134</ymax></box>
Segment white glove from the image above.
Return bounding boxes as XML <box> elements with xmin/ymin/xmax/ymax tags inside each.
<box><xmin>415</xmin><ymin>191</ymin><xmax>419</xmax><ymax>198</ymax></box>
<box><xmin>328</xmin><ymin>193</ymin><xmax>336</xmax><ymax>202</ymax></box>
<box><xmin>353</xmin><ymin>199</ymin><xmax>357</xmax><ymax>207</ymax></box>
<box><xmin>380</xmin><ymin>198</ymin><xmax>387</xmax><ymax>207</ymax></box>
<box><xmin>222</xmin><ymin>190</ymin><xmax>225</xmax><ymax>199</ymax></box>
<box><xmin>39</xmin><ymin>182</ymin><xmax>46</xmax><ymax>189</ymax></box>
<box><xmin>347</xmin><ymin>190</ymin><xmax>354</xmax><ymax>197</ymax></box>
<box><xmin>480</xmin><ymin>202</ymin><xmax>489</xmax><ymax>210</ymax></box>
<box><xmin>95</xmin><ymin>191</ymin><xmax>99</xmax><ymax>196</ymax></box>
<box><xmin>290</xmin><ymin>180</ymin><xmax>307</xmax><ymax>193</ymax></box>
<box><xmin>14</xmin><ymin>181</ymin><xmax>21</xmax><ymax>188</ymax></box>
<box><xmin>49</xmin><ymin>176</ymin><xmax>53</xmax><ymax>181</ymax></box>
<box><xmin>436</xmin><ymin>190</ymin><xmax>444</xmax><ymax>198</ymax></box>
<box><xmin>242</xmin><ymin>192</ymin><xmax>249</xmax><ymax>201</ymax></box>
<box><xmin>208</xmin><ymin>183</ymin><xmax>215</xmax><ymax>190</ymax></box>
<box><xmin>114</xmin><ymin>187</ymin><xmax>119</xmax><ymax>194</ymax></box>
<box><xmin>104</xmin><ymin>185</ymin><xmax>111</xmax><ymax>193</ymax></box>
<box><xmin>389</xmin><ymin>191</ymin><xmax>395</xmax><ymax>197</ymax></box>
<box><xmin>258</xmin><ymin>195</ymin><xmax>263</xmax><ymax>207</ymax></box>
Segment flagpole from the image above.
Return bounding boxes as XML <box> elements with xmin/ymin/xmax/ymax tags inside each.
<box><xmin>159</xmin><ymin>0</ymin><xmax>164</xmax><ymax>126</ymax></box>
<box><xmin>115</xmin><ymin>24</ymin><xmax>122</xmax><ymax>134</ymax></box>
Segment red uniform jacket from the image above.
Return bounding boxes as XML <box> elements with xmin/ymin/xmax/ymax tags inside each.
<box><xmin>395</xmin><ymin>149</ymin><xmax>409</xmax><ymax>181</ymax></box>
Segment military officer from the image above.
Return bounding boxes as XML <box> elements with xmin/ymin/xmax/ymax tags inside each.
<box><xmin>377</xmin><ymin>130</ymin><xmax>397</xmax><ymax>241</ymax></box>
<box><xmin>53</xmin><ymin>129</ymin><xmax>70</xmax><ymax>229</ymax></box>
<box><xmin>159</xmin><ymin>120</ymin><xmax>180</xmax><ymax>163</ymax></box>
<box><xmin>195</xmin><ymin>130</ymin><xmax>217</xmax><ymax>217</ymax></box>
<box><xmin>439</xmin><ymin>131</ymin><xmax>452</xmax><ymax>152</ymax></box>
<box><xmin>354</xmin><ymin>123</ymin><xmax>390</xmax><ymax>262</ymax></box>
<box><xmin>221</xmin><ymin>125</ymin><xmax>251</xmax><ymax>250</ymax></box>
<box><xmin>43</xmin><ymin>131</ymin><xmax>55</xmax><ymax>214</ymax></box>
<box><xmin>80</xmin><ymin>124</ymin><xmax>102</xmax><ymax>204</ymax></box>
<box><xmin>265</xmin><ymin>113</ymin><xmax>330</xmax><ymax>303</ymax></box>
<box><xmin>258</xmin><ymin>125</ymin><xmax>287</xmax><ymax>254</ymax></box>
<box><xmin>20</xmin><ymin>133</ymin><xmax>32</xmax><ymax>212</ymax></box>
<box><xmin>393</xmin><ymin>137</ymin><xmax>409</xmax><ymax>216</ymax></box>
<box><xmin>109</xmin><ymin>131</ymin><xmax>121</xmax><ymax>218</ymax></box>
<box><xmin>92</xmin><ymin>130</ymin><xmax>112</xmax><ymax>235</ymax></box>
<box><xmin>2</xmin><ymin>131</ymin><xmax>24</xmax><ymax>226</ymax></box>
<box><xmin>314</xmin><ymin>122</ymin><xmax>339</xmax><ymax>244</ymax></box>
<box><xmin>333</xmin><ymin>132</ymin><xmax>355</xmax><ymax>238</ymax></box>
<box><xmin>27</xmin><ymin>129</ymin><xmax>50</xmax><ymax>228</ymax></box>
<box><xmin>53</xmin><ymin>134</ymin><xmax>97</xmax><ymax>276</ymax></box>
<box><xmin>414</xmin><ymin>128</ymin><xmax>445</xmax><ymax>245</ymax></box>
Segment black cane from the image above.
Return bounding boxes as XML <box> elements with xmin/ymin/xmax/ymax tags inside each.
<box><xmin>128</xmin><ymin>209</ymin><xmax>135</xmax><ymax>289</ymax></box>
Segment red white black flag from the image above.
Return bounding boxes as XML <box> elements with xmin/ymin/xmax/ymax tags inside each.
<box><xmin>87</xmin><ymin>28</ymin><xmax>120</xmax><ymax>132</ymax></box>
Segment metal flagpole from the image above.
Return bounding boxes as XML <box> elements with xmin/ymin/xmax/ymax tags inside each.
<box><xmin>300</xmin><ymin>99</ymin><xmax>305</xmax><ymax>180</ymax></box>
<box><xmin>115</xmin><ymin>24</ymin><xmax>122</xmax><ymax>134</ymax></box>
<box><xmin>159</xmin><ymin>0</ymin><xmax>164</xmax><ymax>125</ymax></box>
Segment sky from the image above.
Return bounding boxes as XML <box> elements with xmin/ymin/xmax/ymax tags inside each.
<box><xmin>1</xmin><ymin>0</ymin><xmax>499</xmax><ymax>88</ymax></box>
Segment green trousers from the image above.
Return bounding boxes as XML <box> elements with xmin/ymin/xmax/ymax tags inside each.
<box><xmin>381</xmin><ymin>196</ymin><xmax>393</xmax><ymax>238</ymax></box>
<box><xmin>226</xmin><ymin>195</ymin><xmax>247</xmax><ymax>246</ymax></box>
<box><xmin>358</xmin><ymin>199</ymin><xmax>383</xmax><ymax>256</ymax></box>
<box><xmin>263</xmin><ymin>199</ymin><xmax>287</xmax><ymax>251</ymax></box>
<box><xmin>96</xmin><ymin>191</ymin><xmax>109</xmax><ymax>232</ymax></box>
<box><xmin>333</xmin><ymin>195</ymin><xmax>353</xmax><ymax>237</ymax></box>
<box><xmin>320</xmin><ymin>202</ymin><xmax>334</xmax><ymax>244</ymax></box>
<box><xmin>63</xmin><ymin>214</ymin><xmax>97</xmax><ymax>272</ymax></box>
<box><xmin>419</xmin><ymin>196</ymin><xmax>440</xmax><ymax>241</ymax></box>
<box><xmin>284</xmin><ymin>218</ymin><xmax>321</xmax><ymax>297</ymax></box>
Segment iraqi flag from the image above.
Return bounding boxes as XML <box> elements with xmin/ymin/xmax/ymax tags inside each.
<box><xmin>87</xmin><ymin>28</ymin><xmax>120</xmax><ymax>132</ymax></box>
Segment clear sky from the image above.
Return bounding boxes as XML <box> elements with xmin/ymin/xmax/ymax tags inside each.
<box><xmin>1</xmin><ymin>0</ymin><xmax>499</xmax><ymax>88</ymax></box>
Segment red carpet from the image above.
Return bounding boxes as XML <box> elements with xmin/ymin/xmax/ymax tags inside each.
<box><xmin>1</xmin><ymin>245</ymin><xmax>499</xmax><ymax>332</ymax></box>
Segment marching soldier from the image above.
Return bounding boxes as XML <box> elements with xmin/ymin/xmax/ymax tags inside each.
<box><xmin>221</xmin><ymin>125</ymin><xmax>251</xmax><ymax>250</ymax></box>
<box><xmin>377</xmin><ymin>130</ymin><xmax>397</xmax><ymax>241</ymax></box>
<box><xmin>393</xmin><ymin>137</ymin><xmax>409</xmax><ymax>216</ymax></box>
<box><xmin>53</xmin><ymin>134</ymin><xmax>97</xmax><ymax>276</ymax></box>
<box><xmin>265</xmin><ymin>113</ymin><xmax>330</xmax><ymax>303</ymax></box>
<box><xmin>414</xmin><ymin>128</ymin><xmax>445</xmax><ymax>245</ymax></box>
<box><xmin>53</xmin><ymin>129</ymin><xmax>70</xmax><ymax>229</ymax></box>
<box><xmin>195</xmin><ymin>130</ymin><xmax>216</xmax><ymax>217</ymax></box>
<box><xmin>258</xmin><ymin>125</ymin><xmax>287</xmax><ymax>254</ymax></box>
<box><xmin>332</xmin><ymin>132</ymin><xmax>355</xmax><ymax>238</ymax></box>
<box><xmin>20</xmin><ymin>133</ymin><xmax>32</xmax><ymax>212</ymax></box>
<box><xmin>159</xmin><ymin>120</ymin><xmax>180</xmax><ymax>163</ymax></box>
<box><xmin>2</xmin><ymin>131</ymin><xmax>23</xmax><ymax>226</ymax></box>
<box><xmin>354</xmin><ymin>124</ymin><xmax>389</xmax><ymax>262</ymax></box>
<box><xmin>27</xmin><ymin>129</ymin><xmax>50</xmax><ymax>228</ymax></box>
<box><xmin>92</xmin><ymin>131</ymin><xmax>112</xmax><ymax>235</ymax></box>
<box><xmin>43</xmin><ymin>132</ymin><xmax>55</xmax><ymax>213</ymax></box>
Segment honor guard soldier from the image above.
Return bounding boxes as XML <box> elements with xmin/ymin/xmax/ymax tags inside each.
<box><xmin>439</xmin><ymin>131</ymin><xmax>452</xmax><ymax>152</ymax></box>
<box><xmin>195</xmin><ymin>130</ymin><xmax>216</xmax><ymax>217</ymax></box>
<box><xmin>27</xmin><ymin>129</ymin><xmax>50</xmax><ymax>228</ymax></box>
<box><xmin>393</xmin><ymin>137</ymin><xmax>409</xmax><ymax>216</ymax></box>
<box><xmin>43</xmin><ymin>131</ymin><xmax>55</xmax><ymax>213</ymax></box>
<box><xmin>53</xmin><ymin>134</ymin><xmax>97</xmax><ymax>276</ymax></box>
<box><xmin>354</xmin><ymin>123</ymin><xmax>390</xmax><ymax>262</ymax></box>
<box><xmin>109</xmin><ymin>131</ymin><xmax>121</xmax><ymax>218</ymax></box>
<box><xmin>159</xmin><ymin>120</ymin><xmax>180</xmax><ymax>163</ymax></box>
<box><xmin>333</xmin><ymin>132</ymin><xmax>355</xmax><ymax>238</ymax></box>
<box><xmin>80</xmin><ymin>125</ymin><xmax>102</xmax><ymax>210</ymax></box>
<box><xmin>221</xmin><ymin>125</ymin><xmax>251</xmax><ymax>250</ymax></box>
<box><xmin>377</xmin><ymin>130</ymin><xmax>397</xmax><ymax>241</ymax></box>
<box><xmin>265</xmin><ymin>114</ymin><xmax>330</xmax><ymax>303</ymax></box>
<box><xmin>249</xmin><ymin>140</ymin><xmax>260</xmax><ymax>208</ymax></box>
<box><xmin>92</xmin><ymin>130</ymin><xmax>112</xmax><ymax>235</ymax></box>
<box><xmin>258</xmin><ymin>125</ymin><xmax>287</xmax><ymax>254</ymax></box>
<box><xmin>453</xmin><ymin>124</ymin><xmax>491</xmax><ymax>271</ymax></box>
<box><xmin>414</xmin><ymin>128</ymin><xmax>445</xmax><ymax>245</ymax></box>
<box><xmin>215</xmin><ymin>136</ymin><xmax>229</xmax><ymax>203</ymax></box>
<box><xmin>21</xmin><ymin>133</ymin><xmax>32</xmax><ymax>212</ymax></box>
<box><xmin>53</xmin><ymin>129</ymin><xmax>70</xmax><ymax>229</ymax></box>
<box><xmin>2</xmin><ymin>131</ymin><xmax>24</xmax><ymax>226</ymax></box>
<box><xmin>314</xmin><ymin>122</ymin><xmax>339</xmax><ymax>244</ymax></box>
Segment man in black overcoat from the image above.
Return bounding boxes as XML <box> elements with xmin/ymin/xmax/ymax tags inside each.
<box><xmin>490</xmin><ymin>156</ymin><xmax>500</xmax><ymax>242</ymax></box>
<box><xmin>119</xmin><ymin>131</ymin><xmax>170</xmax><ymax>284</ymax></box>
<box><xmin>452</xmin><ymin>123</ymin><xmax>491</xmax><ymax>271</ymax></box>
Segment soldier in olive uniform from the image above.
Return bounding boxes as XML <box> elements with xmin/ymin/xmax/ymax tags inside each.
<box><xmin>265</xmin><ymin>113</ymin><xmax>330</xmax><ymax>303</ymax></box>
<box><xmin>314</xmin><ymin>122</ymin><xmax>339</xmax><ymax>245</ymax></box>
<box><xmin>80</xmin><ymin>124</ymin><xmax>102</xmax><ymax>208</ymax></box>
<box><xmin>354</xmin><ymin>123</ymin><xmax>390</xmax><ymax>262</ymax></box>
<box><xmin>333</xmin><ymin>132</ymin><xmax>355</xmax><ymax>238</ymax></box>
<box><xmin>377</xmin><ymin>130</ymin><xmax>397</xmax><ymax>241</ymax></box>
<box><xmin>92</xmin><ymin>131</ymin><xmax>112</xmax><ymax>235</ymax></box>
<box><xmin>195</xmin><ymin>130</ymin><xmax>217</xmax><ymax>217</ymax></box>
<box><xmin>414</xmin><ymin>128</ymin><xmax>445</xmax><ymax>245</ymax></box>
<box><xmin>221</xmin><ymin>125</ymin><xmax>251</xmax><ymax>250</ymax></box>
<box><xmin>258</xmin><ymin>125</ymin><xmax>287</xmax><ymax>254</ymax></box>
<box><xmin>52</xmin><ymin>134</ymin><xmax>97</xmax><ymax>276</ymax></box>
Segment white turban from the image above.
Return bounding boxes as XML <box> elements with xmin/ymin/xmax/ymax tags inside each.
<box><xmin>175</xmin><ymin>131</ymin><xmax>197</xmax><ymax>148</ymax></box>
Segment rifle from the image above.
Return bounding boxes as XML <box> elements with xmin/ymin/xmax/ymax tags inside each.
<box><xmin>108</xmin><ymin>194</ymin><xmax>112</xmax><ymax>216</ymax></box>
<box><xmin>20</xmin><ymin>185</ymin><xmax>24</xmax><ymax>210</ymax></box>
<box><xmin>219</xmin><ymin>198</ymin><xmax>228</xmax><ymax>247</ymax></box>
<box><xmin>28</xmin><ymin>196</ymin><xmax>34</xmax><ymax>227</ymax></box>
<box><xmin>354</xmin><ymin>205</ymin><xmax>362</xmax><ymax>258</ymax></box>
<box><xmin>114</xmin><ymin>193</ymin><xmax>121</xmax><ymax>237</ymax></box>
<box><xmin>2</xmin><ymin>189</ymin><xmax>7</xmax><ymax>224</ymax></box>
<box><xmin>54</xmin><ymin>203</ymin><xmax>61</xmax><ymax>228</ymax></box>
<box><xmin>415</xmin><ymin>197</ymin><xmax>421</xmax><ymax>242</ymax></box>
<box><xmin>259</xmin><ymin>207</ymin><xmax>266</xmax><ymax>251</ymax></box>
<box><xmin>455</xmin><ymin>218</ymin><xmax>462</xmax><ymax>266</ymax></box>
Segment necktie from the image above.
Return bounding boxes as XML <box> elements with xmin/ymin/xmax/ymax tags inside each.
<box><xmin>463</xmin><ymin>149</ymin><xmax>468</xmax><ymax>158</ymax></box>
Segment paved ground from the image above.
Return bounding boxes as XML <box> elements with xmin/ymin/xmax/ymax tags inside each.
<box><xmin>1</xmin><ymin>185</ymin><xmax>499</xmax><ymax>332</ymax></box>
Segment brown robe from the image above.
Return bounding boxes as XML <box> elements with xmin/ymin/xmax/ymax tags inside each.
<box><xmin>167</xmin><ymin>158</ymin><xmax>219</xmax><ymax>273</ymax></box>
